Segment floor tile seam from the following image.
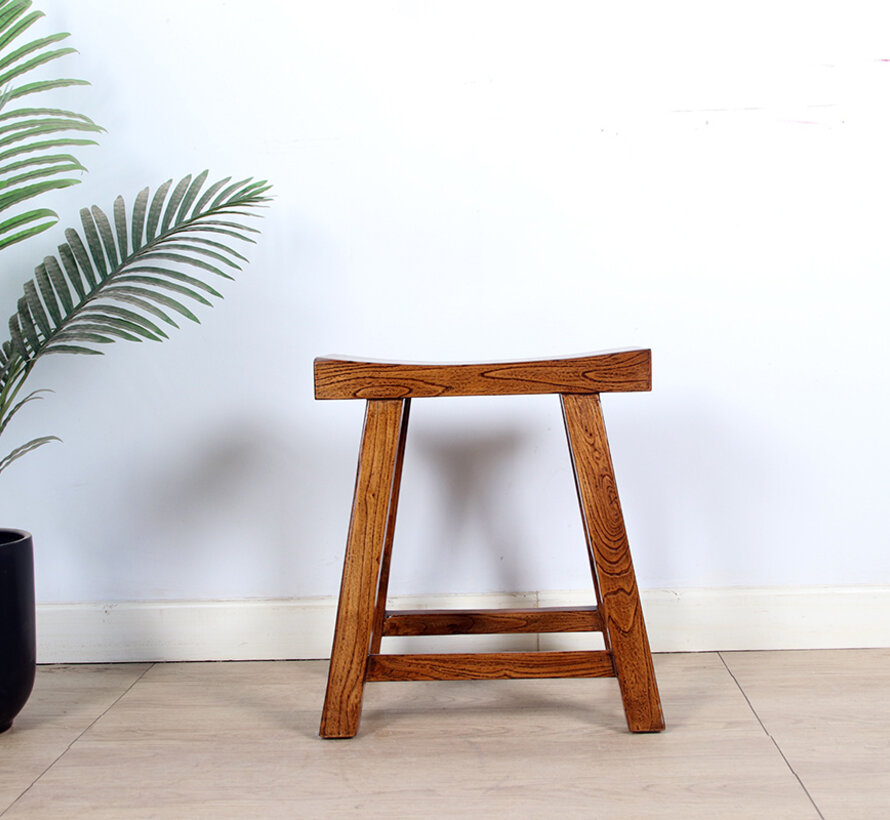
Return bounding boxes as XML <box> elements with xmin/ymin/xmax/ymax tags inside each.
<box><xmin>0</xmin><ymin>662</ymin><xmax>157</xmax><ymax>817</ymax></box>
<box><xmin>717</xmin><ymin>651</ymin><xmax>824</xmax><ymax>820</ymax></box>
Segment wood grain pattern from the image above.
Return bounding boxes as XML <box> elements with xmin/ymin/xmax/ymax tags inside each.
<box><xmin>315</xmin><ymin>349</ymin><xmax>651</xmax><ymax>400</ymax></box>
<box><xmin>365</xmin><ymin>651</ymin><xmax>616</xmax><ymax>681</ymax></box>
<box><xmin>382</xmin><ymin>607</ymin><xmax>603</xmax><ymax>636</ymax></box>
<box><xmin>319</xmin><ymin>399</ymin><xmax>407</xmax><ymax>739</ymax></box>
<box><xmin>369</xmin><ymin>399</ymin><xmax>411</xmax><ymax>655</ymax></box>
<box><xmin>318</xmin><ymin>355</ymin><xmax>662</xmax><ymax>736</ymax></box>
<box><xmin>562</xmin><ymin>393</ymin><xmax>665</xmax><ymax>733</ymax></box>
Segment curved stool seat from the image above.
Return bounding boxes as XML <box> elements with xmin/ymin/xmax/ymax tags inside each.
<box><xmin>314</xmin><ymin>348</ymin><xmax>651</xmax><ymax>399</ymax></box>
<box><xmin>317</xmin><ymin>349</ymin><xmax>664</xmax><ymax>738</ymax></box>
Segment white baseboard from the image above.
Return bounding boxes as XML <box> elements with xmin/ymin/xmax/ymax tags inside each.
<box><xmin>35</xmin><ymin>585</ymin><xmax>890</xmax><ymax>664</ymax></box>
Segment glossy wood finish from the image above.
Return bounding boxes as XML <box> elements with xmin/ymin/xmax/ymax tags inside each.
<box><xmin>562</xmin><ymin>393</ymin><xmax>664</xmax><ymax>733</ymax></box>
<box><xmin>382</xmin><ymin>606</ymin><xmax>603</xmax><ymax>636</ymax></box>
<box><xmin>369</xmin><ymin>400</ymin><xmax>411</xmax><ymax>656</ymax></box>
<box><xmin>318</xmin><ymin>351</ymin><xmax>663</xmax><ymax>737</ymax></box>
<box><xmin>319</xmin><ymin>399</ymin><xmax>407</xmax><ymax>738</ymax></box>
<box><xmin>365</xmin><ymin>651</ymin><xmax>615</xmax><ymax>681</ymax></box>
<box><xmin>315</xmin><ymin>349</ymin><xmax>651</xmax><ymax>399</ymax></box>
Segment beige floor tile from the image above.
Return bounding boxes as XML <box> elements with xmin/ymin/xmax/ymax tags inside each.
<box><xmin>1</xmin><ymin>734</ymin><xmax>820</xmax><ymax>819</ymax></box>
<box><xmin>3</xmin><ymin>654</ymin><xmax>819</xmax><ymax>819</ymax></box>
<box><xmin>722</xmin><ymin>649</ymin><xmax>890</xmax><ymax>820</ymax></box>
<box><xmin>81</xmin><ymin>660</ymin><xmax>329</xmax><ymax>742</ymax></box>
<box><xmin>0</xmin><ymin>664</ymin><xmax>151</xmax><ymax>810</ymax></box>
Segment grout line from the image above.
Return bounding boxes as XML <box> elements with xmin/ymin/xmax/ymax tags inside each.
<box><xmin>718</xmin><ymin>652</ymin><xmax>824</xmax><ymax>820</ymax></box>
<box><xmin>1</xmin><ymin>663</ymin><xmax>156</xmax><ymax>817</ymax></box>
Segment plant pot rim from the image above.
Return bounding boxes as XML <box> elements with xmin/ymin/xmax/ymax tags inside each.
<box><xmin>0</xmin><ymin>528</ymin><xmax>32</xmax><ymax>544</ymax></box>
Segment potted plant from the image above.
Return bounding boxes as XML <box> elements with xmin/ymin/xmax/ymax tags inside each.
<box><xmin>0</xmin><ymin>0</ymin><xmax>271</xmax><ymax>732</ymax></box>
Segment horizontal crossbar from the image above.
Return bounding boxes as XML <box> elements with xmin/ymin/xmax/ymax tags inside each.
<box><xmin>365</xmin><ymin>651</ymin><xmax>616</xmax><ymax>681</ymax></box>
<box><xmin>382</xmin><ymin>606</ymin><xmax>603</xmax><ymax>636</ymax></box>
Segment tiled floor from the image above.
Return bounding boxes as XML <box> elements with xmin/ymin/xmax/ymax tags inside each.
<box><xmin>1</xmin><ymin>650</ymin><xmax>888</xmax><ymax>818</ymax></box>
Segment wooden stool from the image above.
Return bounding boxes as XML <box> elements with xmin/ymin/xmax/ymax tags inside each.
<box><xmin>316</xmin><ymin>349</ymin><xmax>664</xmax><ymax>737</ymax></box>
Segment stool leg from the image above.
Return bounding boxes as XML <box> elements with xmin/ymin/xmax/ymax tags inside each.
<box><xmin>561</xmin><ymin>393</ymin><xmax>665</xmax><ymax>733</ymax></box>
<box><xmin>369</xmin><ymin>398</ymin><xmax>411</xmax><ymax>655</ymax></box>
<box><xmin>320</xmin><ymin>399</ymin><xmax>409</xmax><ymax>738</ymax></box>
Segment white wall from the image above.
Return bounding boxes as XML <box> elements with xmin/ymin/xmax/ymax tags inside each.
<box><xmin>1</xmin><ymin>2</ymin><xmax>888</xmax><ymax>617</ymax></box>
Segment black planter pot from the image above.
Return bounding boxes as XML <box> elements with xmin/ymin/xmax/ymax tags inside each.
<box><xmin>0</xmin><ymin>529</ymin><xmax>35</xmax><ymax>733</ymax></box>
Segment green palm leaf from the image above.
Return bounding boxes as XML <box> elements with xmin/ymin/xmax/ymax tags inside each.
<box><xmin>0</xmin><ymin>171</ymin><xmax>270</xmax><ymax>394</ymax></box>
<box><xmin>0</xmin><ymin>0</ymin><xmax>102</xmax><ymax>250</ymax></box>
<box><xmin>0</xmin><ymin>172</ymin><xmax>270</xmax><ymax>467</ymax></box>
<box><xmin>0</xmin><ymin>433</ymin><xmax>59</xmax><ymax>474</ymax></box>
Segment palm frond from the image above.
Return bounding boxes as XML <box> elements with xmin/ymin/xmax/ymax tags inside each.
<box><xmin>0</xmin><ymin>0</ymin><xmax>102</xmax><ymax>249</ymax></box>
<box><xmin>0</xmin><ymin>385</ymin><xmax>48</xmax><ymax>436</ymax></box>
<box><xmin>0</xmin><ymin>433</ymin><xmax>59</xmax><ymax>474</ymax></box>
<box><xmin>1</xmin><ymin>172</ymin><xmax>271</xmax><ymax>381</ymax></box>
<box><xmin>0</xmin><ymin>172</ymin><xmax>270</xmax><ymax>472</ymax></box>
